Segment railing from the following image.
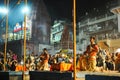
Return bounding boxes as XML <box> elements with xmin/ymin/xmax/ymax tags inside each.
<box><xmin>79</xmin><ymin>15</ymin><xmax>117</xmax><ymax>27</ymax></box>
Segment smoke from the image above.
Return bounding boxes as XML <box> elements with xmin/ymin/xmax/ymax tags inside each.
<box><xmin>38</xmin><ymin>23</ymin><xmax>47</xmax><ymax>35</ymax></box>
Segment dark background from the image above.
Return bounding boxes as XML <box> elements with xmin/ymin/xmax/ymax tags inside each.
<box><xmin>44</xmin><ymin>0</ymin><xmax>113</xmax><ymax>21</ymax></box>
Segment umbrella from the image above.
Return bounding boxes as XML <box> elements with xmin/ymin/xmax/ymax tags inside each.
<box><xmin>115</xmin><ymin>48</ymin><xmax>120</xmax><ymax>53</ymax></box>
<box><xmin>67</xmin><ymin>49</ymin><xmax>83</xmax><ymax>54</ymax></box>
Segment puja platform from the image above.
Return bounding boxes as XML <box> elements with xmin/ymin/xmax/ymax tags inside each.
<box><xmin>0</xmin><ymin>71</ymin><xmax>72</xmax><ymax>80</ymax></box>
<box><xmin>0</xmin><ymin>71</ymin><xmax>120</xmax><ymax>80</ymax></box>
<box><xmin>29</xmin><ymin>71</ymin><xmax>72</xmax><ymax>80</ymax></box>
<box><xmin>77</xmin><ymin>71</ymin><xmax>120</xmax><ymax>80</ymax></box>
<box><xmin>0</xmin><ymin>71</ymin><xmax>29</xmax><ymax>80</ymax></box>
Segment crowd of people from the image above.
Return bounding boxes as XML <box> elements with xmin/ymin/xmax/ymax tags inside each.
<box><xmin>76</xmin><ymin>36</ymin><xmax>120</xmax><ymax>72</ymax></box>
<box><xmin>0</xmin><ymin>36</ymin><xmax>120</xmax><ymax>72</ymax></box>
<box><xmin>0</xmin><ymin>48</ymin><xmax>73</xmax><ymax>71</ymax></box>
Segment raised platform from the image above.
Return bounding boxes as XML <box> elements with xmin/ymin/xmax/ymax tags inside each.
<box><xmin>29</xmin><ymin>71</ymin><xmax>72</xmax><ymax>80</ymax></box>
<box><xmin>0</xmin><ymin>71</ymin><xmax>119</xmax><ymax>80</ymax></box>
<box><xmin>86</xmin><ymin>74</ymin><xmax>120</xmax><ymax>80</ymax></box>
<box><xmin>0</xmin><ymin>71</ymin><xmax>28</xmax><ymax>80</ymax></box>
<box><xmin>77</xmin><ymin>71</ymin><xmax>120</xmax><ymax>80</ymax></box>
<box><xmin>0</xmin><ymin>71</ymin><xmax>72</xmax><ymax>80</ymax></box>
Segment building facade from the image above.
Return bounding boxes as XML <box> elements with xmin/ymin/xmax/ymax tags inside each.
<box><xmin>78</xmin><ymin>0</ymin><xmax>120</xmax><ymax>53</ymax></box>
<box><xmin>0</xmin><ymin>0</ymin><xmax>52</xmax><ymax>55</ymax></box>
<box><xmin>50</xmin><ymin>20</ymin><xmax>73</xmax><ymax>50</ymax></box>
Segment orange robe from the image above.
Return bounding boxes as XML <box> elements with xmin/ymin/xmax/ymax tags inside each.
<box><xmin>87</xmin><ymin>44</ymin><xmax>99</xmax><ymax>71</ymax></box>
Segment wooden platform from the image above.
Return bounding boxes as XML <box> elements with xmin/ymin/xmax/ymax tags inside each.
<box><xmin>0</xmin><ymin>71</ymin><xmax>119</xmax><ymax>80</ymax></box>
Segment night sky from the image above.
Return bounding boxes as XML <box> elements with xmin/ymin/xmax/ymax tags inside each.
<box><xmin>0</xmin><ymin>0</ymin><xmax>114</xmax><ymax>26</ymax></box>
<box><xmin>44</xmin><ymin>0</ymin><xmax>113</xmax><ymax>21</ymax></box>
<box><xmin>0</xmin><ymin>0</ymin><xmax>32</xmax><ymax>27</ymax></box>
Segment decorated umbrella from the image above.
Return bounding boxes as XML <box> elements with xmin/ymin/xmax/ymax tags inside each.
<box><xmin>115</xmin><ymin>48</ymin><xmax>120</xmax><ymax>53</ymax></box>
<box><xmin>67</xmin><ymin>49</ymin><xmax>83</xmax><ymax>54</ymax></box>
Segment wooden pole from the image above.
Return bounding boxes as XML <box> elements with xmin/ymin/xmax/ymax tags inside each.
<box><xmin>23</xmin><ymin>0</ymin><xmax>27</xmax><ymax>80</ymax></box>
<box><xmin>4</xmin><ymin>0</ymin><xmax>9</xmax><ymax>71</ymax></box>
<box><xmin>73</xmin><ymin>0</ymin><xmax>77</xmax><ymax>80</ymax></box>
